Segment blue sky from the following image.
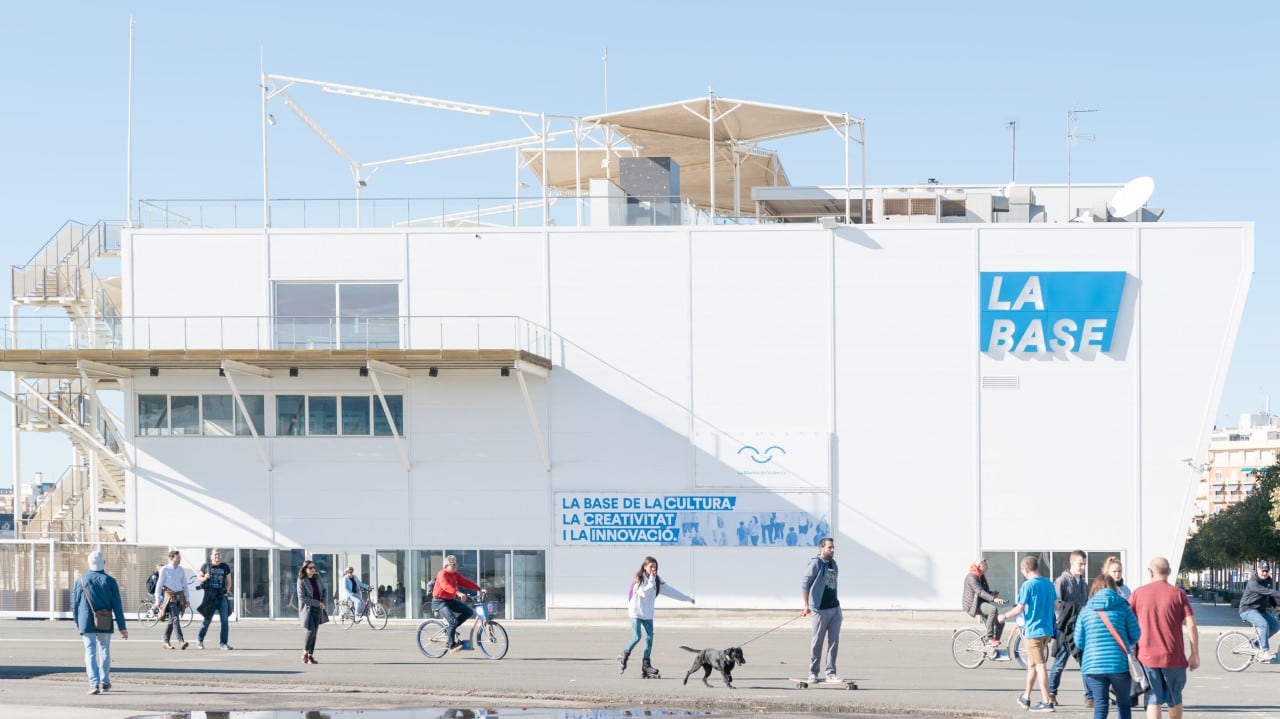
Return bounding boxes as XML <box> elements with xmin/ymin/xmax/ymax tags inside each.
<box><xmin>1</xmin><ymin>2</ymin><xmax>1277</xmax><ymax>485</ymax></box>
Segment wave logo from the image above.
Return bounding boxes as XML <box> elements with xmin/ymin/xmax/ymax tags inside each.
<box><xmin>980</xmin><ymin>271</ymin><xmax>1127</xmax><ymax>354</ymax></box>
<box><xmin>737</xmin><ymin>445</ymin><xmax>787</xmax><ymax>464</ymax></box>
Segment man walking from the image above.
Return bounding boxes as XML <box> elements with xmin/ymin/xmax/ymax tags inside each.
<box><xmin>154</xmin><ymin>549</ymin><xmax>190</xmax><ymax>650</ymax></box>
<box><xmin>1048</xmin><ymin>550</ymin><xmax>1090</xmax><ymax>707</ymax></box>
<box><xmin>196</xmin><ymin>548</ymin><xmax>233</xmax><ymax>650</ymax></box>
<box><xmin>72</xmin><ymin>550</ymin><xmax>128</xmax><ymax>695</ymax></box>
<box><xmin>1237</xmin><ymin>560</ymin><xmax>1279</xmax><ymax>660</ymax></box>
<box><xmin>1000</xmin><ymin>555</ymin><xmax>1057</xmax><ymax>713</ymax></box>
<box><xmin>801</xmin><ymin>537</ymin><xmax>843</xmax><ymax>684</ymax></box>
<box><xmin>1129</xmin><ymin>556</ymin><xmax>1198</xmax><ymax>719</ymax></box>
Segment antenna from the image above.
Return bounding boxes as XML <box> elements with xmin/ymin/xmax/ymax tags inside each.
<box><xmin>1006</xmin><ymin>121</ymin><xmax>1016</xmax><ymax>182</ymax></box>
<box><xmin>1066</xmin><ymin>105</ymin><xmax>1098</xmax><ymax>220</ymax></box>
<box><xmin>1107</xmin><ymin>176</ymin><xmax>1155</xmax><ymax>220</ymax></box>
<box><xmin>125</xmin><ymin>15</ymin><xmax>135</xmax><ymax>226</ymax></box>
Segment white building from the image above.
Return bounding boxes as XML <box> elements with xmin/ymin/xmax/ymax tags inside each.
<box><xmin>0</xmin><ymin>84</ymin><xmax>1254</xmax><ymax>618</ymax></box>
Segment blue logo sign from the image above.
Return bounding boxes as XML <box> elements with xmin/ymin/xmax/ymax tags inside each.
<box><xmin>980</xmin><ymin>272</ymin><xmax>1126</xmax><ymax>353</ymax></box>
<box><xmin>737</xmin><ymin>445</ymin><xmax>786</xmax><ymax>464</ymax></box>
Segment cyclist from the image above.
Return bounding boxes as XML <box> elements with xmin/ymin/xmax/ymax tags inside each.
<box><xmin>1238</xmin><ymin>560</ymin><xmax>1280</xmax><ymax>661</ymax></box>
<box><xmin>431</xmin><ymin>554</ymin><xmax>482</xmax><ymax>652</ymax></box>
<box><xmin>340</xmin><ymin>567</ymin><xmax>370</xmax><ymax>618</ymax></box>
<box><xmin>962</xmin><ymin>557</ymin><xmax>1008</xmax><ymax>653</ymax></box>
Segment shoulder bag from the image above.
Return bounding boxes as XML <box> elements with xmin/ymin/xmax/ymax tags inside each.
<box><xmin>1096</xmin><ymin>610</ymin><xmax>1150</xmax><ymax>699</ymax></box>
<box><xmin>81</xmin><ymin>577</ymin><xmax>115</xmax><ymax>633</ymax></box>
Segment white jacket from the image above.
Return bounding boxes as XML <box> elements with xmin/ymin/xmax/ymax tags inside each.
<box><xmin>627</xmin><ymin>574</ymin><xmax>692</xmax><ymax>620</ymax></box>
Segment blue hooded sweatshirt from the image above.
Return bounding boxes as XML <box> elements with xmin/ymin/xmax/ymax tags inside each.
<box><xmin>1074</xmin><ymin>588</ymin><xmax>1140</xmax><ymax>675</ymax></box>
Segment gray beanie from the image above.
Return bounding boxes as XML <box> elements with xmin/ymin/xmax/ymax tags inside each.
<box><xmin>87</xmin><ymin>551</ymin><xmax>105</xmax><ymax>572</ymax></box>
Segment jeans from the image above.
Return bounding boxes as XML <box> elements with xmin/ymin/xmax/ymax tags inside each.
<box><xmin>1048</xmin><ymin>641</ymin><xmax>1085</xmax><ymax>697</ymax></box>
<box><xmin>162</xmin><ymin>602</ymin><xmax>185</xmax><ymax>643</ymax></box>
<box><xmin>1239</xmin><ymin>609</ymin><xmax>1280</xmax><ymax>651</ymax></box>
<box><xmin>433</xmin><ymin>597</ymin><xmax>474</xmax><ymax>648</ymax></box>
<box><xmin>198</xmin><ymin>595</ymin><xmax>230</xmax><ymax>645</ymax></box>
<box><xmin>809</xmin><ymin>606</ymin><xmax>842</xmax><ymax>677</ymax></box>
<box><xmin>82</xmin><ymin>632</ymin><xmax>112</xmax><ymax>687</ymax></box>
<box><xmin>1083</xmin><ymin>672</ymin><xmax>1132</xmax><ymax>719</ymax></box>
<box><xmin>624</xmin><ymin>617</ymin><xmax>655</xmax><ymax>659</ymax></box>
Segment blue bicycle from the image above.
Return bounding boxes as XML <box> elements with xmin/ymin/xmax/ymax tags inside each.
<box><xmin>416</xmin><ymin>592</ymin><xmax>508</xmax><ymax>660</ymax></box>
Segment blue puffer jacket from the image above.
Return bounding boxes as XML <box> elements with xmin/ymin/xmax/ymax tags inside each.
<box><xmin>1074</xmin><ymin>588</ymin><xmax>1140</xmax><ymax>675</ymax></box>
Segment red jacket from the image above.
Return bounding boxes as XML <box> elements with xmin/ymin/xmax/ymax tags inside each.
<box><xmin>432</xmin><ymin>569</ymin><xmax>480</xmax><ymax>600</ymax></box>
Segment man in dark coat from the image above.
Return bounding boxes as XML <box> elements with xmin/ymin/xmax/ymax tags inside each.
<box><xmin>71</xmin><ymin>550</ymin><xmax>128</xmax><ymax>695</ymax></box>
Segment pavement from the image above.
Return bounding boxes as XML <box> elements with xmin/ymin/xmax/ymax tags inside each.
<box><xmin>0</xmin><ymin>598</ymin><xmax>1274</xmax><ymax>719</ymax></box>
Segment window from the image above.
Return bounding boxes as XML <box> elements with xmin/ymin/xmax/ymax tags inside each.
<box><xmin>277</xmin><ymin>395</ymin><xmax>305</xmax><ymax>436</ymax></box>
<box><xmin>139</xmin><ymin>394</ymin><xmax>265</xmax><ymax>437</ymax></box>
<box><xmin>341</xmin><ymin>396</ymin><xmax>371</xmax><ymax>435</ymax></box>
<box><xmin>275</xmin><ymin>282</ymin><xmax>400</xmax><ymax>349</ymax></box>
<box><xmin>276</xmin><ymin>394</ymin><xmax>403</xmax><ymax>436</ymax></box>
<box><xmin>138</xmin><ymin>395</ymin><xmax>168</xmax><ymax>436</ymax></box>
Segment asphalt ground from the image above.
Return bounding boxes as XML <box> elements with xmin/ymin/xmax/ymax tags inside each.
<box><xmin>0</xmin><ymin>598</ymin><xmax>1274</xmax><ymax>719</ymax></box>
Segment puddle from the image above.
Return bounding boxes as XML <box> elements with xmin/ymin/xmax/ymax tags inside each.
<box><xmin>135</xmin><ymin>710</ymin><xmax>715</xmax><ymax>719</ymax></box>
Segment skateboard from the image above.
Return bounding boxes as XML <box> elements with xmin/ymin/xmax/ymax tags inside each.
<box><xmin>791</xmin><ymin>677</ymin><xmax>858</xmax><ymax>690</ymax></box>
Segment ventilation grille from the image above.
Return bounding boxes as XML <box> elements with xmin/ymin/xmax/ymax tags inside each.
<box><xmin>981</xmin><ymin>376</ymin><xmax>1020</xmax><ymax>390</ymax></box>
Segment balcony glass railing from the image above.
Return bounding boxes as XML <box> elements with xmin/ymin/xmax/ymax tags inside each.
<box><xmin>0</xmin><ymin>315</ymin><xmax>552</xmax><ymax>358</ymax></box>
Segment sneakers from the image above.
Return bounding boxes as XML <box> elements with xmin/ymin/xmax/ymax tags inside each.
<box><xmin>88</xmin><ymin>685</ymin><xmax>100</xmax><ymax>695</ymax></box>
<box><xmin>162</xmin><ymin>643</ymin><xmax>175</xmax><ymax>650</ymax></box>
<box><xmin>984</xmin><ymin>637</ymin><xmax>1001</xmax><ymax>647</ymax></box>
<box><xmin>1030</xmin><ymin>702</ymin><xmax>1055</xmax><ymax>713</ymax></box>
<box><xmin>805</xmin><ymin>673</ymin><xmax>820</xmax><ymax>683</ymax></box>
<box><xmin>993</xmin><ymin>651</ymin><xmax>1012</xmax><ymax>661</ymax></box>
<box><xmin>179</xmin><ymin>641</ymin><xmax>189</xmax><ymax>650</ymax></box>
<box><xmin>1017</xmin><ymin>695</ymin><xmax>1032</xmax><ymax>710</ymax></box>
<box><xmin>1048</xmin><ymin>694</ymin><xmax>1058</xmax><ymax>707</ymax></box>
<box><xmin>196</xmin><ymin>641</ymin><xmax>205</xmax><ymax>649</ymax></box>
<box><xmin>1084</xmin><ymin>696</ymin><xmax>1094</xmax><ymax>709</ymax></box>
<box><xmin>826</xmin><ymin>674</ymin><xmax>843</xmax><ymax>683</ymax></box>
<box><xmin>101</xmin><ymin>682</ymin><xmax>111</xmax><ymax>692</ymax></box>
<box><xmin>221</xmin><ymin>644</ymin><xmax>233</xmax><ymax>651</ymax></box>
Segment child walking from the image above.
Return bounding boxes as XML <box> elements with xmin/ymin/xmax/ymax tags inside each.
<box><xmin>618</xmin><ymin>556</ymin><xmax>695</xmax><ymax>678</ymax></box>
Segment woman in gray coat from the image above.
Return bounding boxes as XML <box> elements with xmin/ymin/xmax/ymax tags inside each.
<box><xmin>296</xmin><ymin>560</ymin><xmax>328</xmax><ymax>664</ymax></box>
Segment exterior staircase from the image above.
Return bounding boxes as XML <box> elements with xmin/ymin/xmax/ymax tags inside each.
<box><xmin>9</xmin><ymin>220</ymin><xmax>127</xmax><ymax>540</ymax></box>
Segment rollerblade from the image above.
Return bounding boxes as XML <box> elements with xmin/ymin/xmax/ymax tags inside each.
<box><xmin>641</xmin><ymin>657</ymin><xmax>660</xmax><ymax>679</ymax></box>
<box><xmin>618</xmin><ymin>650</ymin><xmax>630</xmax><ymax>674</ymax></box>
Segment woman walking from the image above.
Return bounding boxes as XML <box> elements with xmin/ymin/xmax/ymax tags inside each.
<box><xmin>1103</xmin><ymin>556</ymin><xmax>1132</xmax><ymax>601</ymax></box>
<box><xmin>617</xmin><ymin>556</ymin><xmax>695</xmax><ymax>678</ymax></box>
<box><xmin>296</xmin><ymin>560</ymin><xmax>328</xmax><ymax>665</ymax></box>
<box><xmin>1074</xmin><ymin>574</ymin><xmax>1141</xmax><ymax>719</ymax></box>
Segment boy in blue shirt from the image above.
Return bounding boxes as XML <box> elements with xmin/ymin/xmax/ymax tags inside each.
<box><xmin>1000</xmin><ymin>555</ymin><xmax>1057</xmax><ymax>713</ymax></box>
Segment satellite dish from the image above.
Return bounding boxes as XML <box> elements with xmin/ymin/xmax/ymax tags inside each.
<box><xmin>1107</xmin><ymin>176</ymin><xmax>1155</xmax><ymax>219</ymax></box>
<box><xmin>1070</xmin><ymin>212</ymin><xmax>1095</xmax><ymax>223</ymax></box>
<box><xmin>1002</xmin><ymin>182</ymin><xmax>1016</xmax><ymax>198</ymax></box>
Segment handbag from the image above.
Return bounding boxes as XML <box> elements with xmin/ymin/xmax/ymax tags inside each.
<box><xmin>1097</xmin><ymin>610</ymin><xmax>1151</xmax><ymax>697</ymax></box>
<box><xmin>81</xmin><ymin>577</ymin><xmax>115</xmax><ymax>633</ymax></box>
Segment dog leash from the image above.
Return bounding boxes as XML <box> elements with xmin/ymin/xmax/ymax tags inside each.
<box><xmin>739</xmin><ymin>613</ymin><xmax>804</xmax><ymax>647</ymax></box>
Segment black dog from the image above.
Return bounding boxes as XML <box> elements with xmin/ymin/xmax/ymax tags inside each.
<box><xmin>680</xmin><ymin>645</ymin><xmax>746</xmax><ymax>688</ymax></box>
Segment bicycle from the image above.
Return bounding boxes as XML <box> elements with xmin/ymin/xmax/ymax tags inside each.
<box><xmin>951</xmin><ymin>618</ymin><xmax>1026</xmax><ymax>669</ymax></box>
<box><xmin>336</xmin><ymin>588</ymin><xmax>388</xmax><ymax>630</ymax></box>
<box><xmin>416</xmin><ymin>591</ymin><xmax>508</xmax><ymax>660</ymax></box>
<box><xmin>136</xmin><ymin>598</ymin><xmax>194</xmax><ymax>628</ymax></box>
<box><xmin>1215</xmin><ymin>623</ymin><xmax>1278</xmax><ymax>672</ymax></box>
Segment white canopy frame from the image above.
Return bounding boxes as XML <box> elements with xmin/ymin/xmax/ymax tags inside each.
<box><xmin>260</xmin><ymin>74</ymin><xmax>865</xmax><ymax>225</ymax></box>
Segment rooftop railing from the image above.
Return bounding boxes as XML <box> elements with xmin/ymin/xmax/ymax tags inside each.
<box><xmin>0</xmin><ymin>315</ymin><xmax>552</xmax><ymax>358</ymax></box>
<box><xmin>135</xmin><ymin>195</ymin><xmax>697</xmax><ymax>230</ymax></box>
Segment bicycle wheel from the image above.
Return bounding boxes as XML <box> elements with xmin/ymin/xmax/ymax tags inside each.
<box><xmin>474</xmin><ymin>620</ymin><xmax>509</xmax><ymax>660</ymax></box>
<box><xmin>1010</xmin><ymin>630</ymin><xmax>1028</xmax><ymax>669</ymax></box>
<box><xmin>339</xmin><ymin>604</ymin><xmax>356</xmax><ymax>630</ymax></box>
<box><xmin>417</xmin><ymin>619</ymin><xmax>450</xmax><ymax>658</ymax></box>
<box><xmin>138</xmin><ymin>600</ymin><xmax>159</xmax><ymax>628</ymax></box>
<box><xmin>1216</xmin><ymin>630</ymin><xmax>1255</xmax><ymax>672</ymax></box>
<box><xmin>950</xmin><ymin>627</ymin><xmax>985</xmax><ymax>668</ymax></box>
<box><xmin>367</xmin><ymin>602</ymin><xmax>388</xmax><ymax>630</ymax></box>
<box><xmin>181</xmin><ymin>604</ymin><xmax>194</xmax><ymax>627</ymax></box>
